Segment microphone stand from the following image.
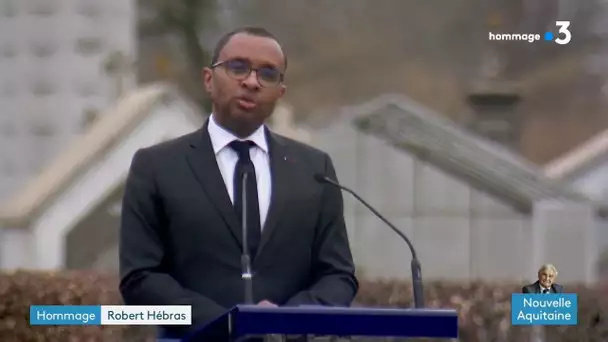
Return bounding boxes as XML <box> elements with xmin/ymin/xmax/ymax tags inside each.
<box><xmin>241</xmin><ymin>171</ymin><xmax>254</xmax><ymax>305</ymax></box>
<box><xmin>316</xmin><ymin>175</ymin><xmax>424</xmax><ymax>308</ymax></box>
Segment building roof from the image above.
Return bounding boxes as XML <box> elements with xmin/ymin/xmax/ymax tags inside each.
<box><xmin>342</xmin><ymin>93</ymin><xmax>608</xmax><ymax>216</ymax></box>
<box><xmin>0</xmin><ymin>83</ymin><xmax>202</xmax><ymax>228</ymax></box>
<box><xmin>544</xmin><ymin>128</ymin><xmax>608</xmax><ymax>180</ymax></box>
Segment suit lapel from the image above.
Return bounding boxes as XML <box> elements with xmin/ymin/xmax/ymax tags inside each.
<box><xmin>255</xmin><ymin>129</ymin><xmax>291</xmax><ymax>263</ymax></box>
<box><xmin>186</xmin><ymin>121</ymin><xmax>243</xmax><ymax>247</ymax></box>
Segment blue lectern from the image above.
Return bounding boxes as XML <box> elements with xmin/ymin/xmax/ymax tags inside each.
<box><xmin>181</xmin><ymin>305</ymin><xmax>458</xmax><ymax>341</ymax></box>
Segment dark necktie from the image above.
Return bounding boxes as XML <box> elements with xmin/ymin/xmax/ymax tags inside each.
<box><xmin>229</xmin><ymin>140</ymin><xmax>261</xmax><ymax>259</ymax></box>
<box><xmin>543</xmin><ymin>289</ymin><xmax>549</xmax><ymax>294</ymax></box>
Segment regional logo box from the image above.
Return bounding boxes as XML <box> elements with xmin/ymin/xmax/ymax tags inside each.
<box><xmin>511</xmin><ymin>294</ymin><xmax>577</xmax><ymax>325</ymax></box>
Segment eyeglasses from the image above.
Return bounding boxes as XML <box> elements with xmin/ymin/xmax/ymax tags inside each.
<box><xmin>211</xmin><ymin>59</ymin><xmax>284</xmax><ymax>88</ymax></box>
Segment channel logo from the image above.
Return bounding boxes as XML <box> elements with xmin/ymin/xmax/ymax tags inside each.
<box><xmin>546</xmin><ymin>21</ymin><xmax>572</xmax><ymax>45</ymax></box>
<box><xmin>488</xmin><ymin>21</ymin><xmax>571</xmax><ymax>45</ymax></box>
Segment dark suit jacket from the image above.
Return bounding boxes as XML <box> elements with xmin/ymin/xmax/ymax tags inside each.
<box><xmin>119</xmin><ymin>121</ymin><xmax>358</xmax><ymax>338</ymax></box>
<box><xmin>522</xmin><ymin>281</ymin><xmax>564</xmax><ymax>294</ymax></box>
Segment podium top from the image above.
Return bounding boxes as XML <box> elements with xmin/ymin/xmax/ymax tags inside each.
<box><xmin>183</xmin><ymin>305</ymin><xmax>458</xmax><ymax>341</ymax></box>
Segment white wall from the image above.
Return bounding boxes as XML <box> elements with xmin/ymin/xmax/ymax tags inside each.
<box><xmin>0</xmin><ymin>228</ymin><xmax>33</xmax><ymax>269</ymax></box>
<box><xmin>567</xmin><ymin>159</ymin><xmax>608</xmax><ymax>259</ymax></box>
<box><xmin>308</xmin><ymin>121</ymin><xmax>535</xmax><ymax>282</ymax></box>
<box><xmin>531</xmin><ymin>200</ymin><xmax>598</xmax><ymax>284</ymax></box>
<box><xmin>0</xmin><ymin>98</ymin><xmax>201</xmax><ymax>270</ymax></box>
<box><xmin>572</xmin><ymin>161</ymin><xmax>608</xmax><ymax>201</ymax></box>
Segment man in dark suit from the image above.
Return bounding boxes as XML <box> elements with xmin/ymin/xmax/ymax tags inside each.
<box><xmin>522</xmin><ymin>264</ymin><xmax>564</xmax><ymax>294</ymax></box>
<box><xmin>119</xmin><ymin>26</ymin><xmax>358</xmax><ymax>339</ymax></box>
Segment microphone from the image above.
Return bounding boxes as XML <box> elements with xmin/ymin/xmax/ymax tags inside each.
<box><xmin>313</xmin><ymin>173</ymin><xmax>424</xmax><ymax>308</ymax></box>
<box><xmin>241</xmin><ymin>170</ymin><xmax>254</xmax><ymax>305</ymax></box>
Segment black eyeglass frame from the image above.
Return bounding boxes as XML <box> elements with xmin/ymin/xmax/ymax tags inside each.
<box><xmin>210</xmin><ymin>59</ymin><xmax>285</xmax><ymax>87</ymax></box>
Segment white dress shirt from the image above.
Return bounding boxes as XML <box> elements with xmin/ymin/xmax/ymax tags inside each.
<box><xmin>207</xmin><ymin>114</ymin><xmax>271</xmax><ymax>230</ymax></box>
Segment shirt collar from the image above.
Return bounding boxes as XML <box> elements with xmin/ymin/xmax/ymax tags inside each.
<box><xmin>207</xmin><ymin>113</ymin><xmax>268</xmax><ymax>155</ymax></box>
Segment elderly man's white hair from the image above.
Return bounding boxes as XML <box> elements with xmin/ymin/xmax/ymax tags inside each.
<box><xmin>538</xmin><ymin>264</ymin><xmax>558</xmax><ymax>275</ymax></box>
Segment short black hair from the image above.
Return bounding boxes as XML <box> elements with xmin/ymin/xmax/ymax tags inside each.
<box><xmin>210</xmin><ymin>26</ymin><xmax>287</xmax><ymax>70</ymax></box>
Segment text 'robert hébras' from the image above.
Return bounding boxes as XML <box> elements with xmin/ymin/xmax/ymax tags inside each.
<box><xmin>511</xmin><ymin>294</ymin><xmax>578</xmax><ymax>325</ymax></box>
<box><xmin>30</xmin><ymin>305</ymin><xmax>192</xmax><ymax>325</ymax></box>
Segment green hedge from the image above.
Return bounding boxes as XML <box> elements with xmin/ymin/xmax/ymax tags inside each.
<box><xmin>0</xmin><ymin>271</ymin><xmax>606</xmax><ymax>341</ymax></box>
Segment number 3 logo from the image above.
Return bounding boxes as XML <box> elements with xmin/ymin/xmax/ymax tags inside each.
<box><xmin>555</xmin><ymin>21</ymin><xmax>571</xmax><ymax>45</ymax></box>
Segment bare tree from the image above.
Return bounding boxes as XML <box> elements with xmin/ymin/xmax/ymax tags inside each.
<box><xmin>138</xmin><ymin>0</ymin><xmax>217</xmax><ymax>112</ymax></box>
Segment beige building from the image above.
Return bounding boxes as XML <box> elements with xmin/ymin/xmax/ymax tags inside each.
<box><xmin>305</xmin><ymin>94</ymin><xmax>607</xmax><ymax>283</ymax></box>
<box><xmin>0</xmin><ymin>0</ymin><xmax>136</xmax><ymax>202</ymax></box>
<box><xmin>0</xmin><ymin>86</ymin><xmax>604</xmax><ymax>285</ymax></box>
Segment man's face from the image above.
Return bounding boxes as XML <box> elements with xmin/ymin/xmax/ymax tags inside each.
<box><xmin>203</xmin><ymin>33</ymin><xmax>286</xmax><ymax>137</ymax></box>
<box><xmin>538</xmin><ymin>269</ymin><xmax>556</xmax><ymax>288</ymax></box>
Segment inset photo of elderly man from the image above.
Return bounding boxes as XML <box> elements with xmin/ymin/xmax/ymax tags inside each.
<box><xmin>522</xmin><ymin>264</ymin><xmax>564</xmax><ymax>294</ymax></box>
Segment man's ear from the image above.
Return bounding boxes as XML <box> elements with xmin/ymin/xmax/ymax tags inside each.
<box><xmin>203</xmin><ymin>67</ymin><xmax>213</xmax><ymax>94</ymax></box>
